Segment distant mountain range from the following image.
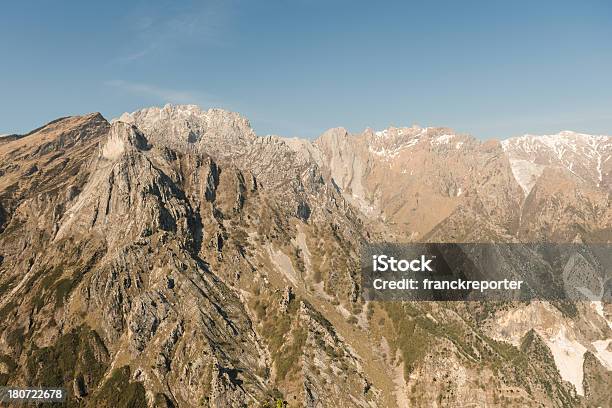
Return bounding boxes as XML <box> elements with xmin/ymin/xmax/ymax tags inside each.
<box><xmin>0</xmin><ymin>104</ymin><xmax>609</xmax><ymax>407</ymax></box>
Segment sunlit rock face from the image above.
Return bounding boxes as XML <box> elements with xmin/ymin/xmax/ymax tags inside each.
<box><xmin>0</xmin><ymin>105</ymin><xmax>609</xmax><ymax>407</ymax></box>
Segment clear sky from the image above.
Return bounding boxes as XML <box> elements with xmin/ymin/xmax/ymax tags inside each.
<box><xmin>1</xmin><ymin>0</ymin><xmax>611</xmax><ymax>139</ymax></box>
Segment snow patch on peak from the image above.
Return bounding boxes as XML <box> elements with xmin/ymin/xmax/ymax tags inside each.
<box><xmin>367</xmin><ymin>126</ymin><xmax>429</xmax><ymax>159</ymax></box>
<box><xmin>431</xmin><ymin>133</ymin><xmax>455</xmax><ymax>145</ymax></box>
<box><xmin>373</xmin><ymin>126</ymin><xmax>424</xmax><ymax>139</ymax></box>
<box><xmin>374</xmin><ymin>129</ymin><xmax>388</xmax><ymax>138</ymax></box>
<box><xmin>503</xmin><ymin>130</ymin><xmax>612</xmax><ymax>189</ymax></box>
<box><xmin>505</xmin><ymin>131</ymin><xmax>610</xmax><ymax>150</ymax></box>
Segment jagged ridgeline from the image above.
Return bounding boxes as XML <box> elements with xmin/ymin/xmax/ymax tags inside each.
<box><xmin>0</xmin><ymin>105</ymin><xmax>610</xmax><ymax>407</ymax></box>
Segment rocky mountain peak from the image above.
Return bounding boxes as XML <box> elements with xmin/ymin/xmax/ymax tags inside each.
<box><xmin>117</xmin><ymin>103</ymin><xmax>251</xmax><ymax>127</ymax></box>
<box><xmin>1</xmin><ymin>107</ymin><xmax>610</xmax><ymax>407</ymax></box>
<box><xmin>503</xmin><ymin>130</ymin><xmax>610</xmax><ymax>153</ymax></box>
<box><xmin>502</xmin><ymin>130</ymin><xmax>612</xmax><ymax>192</ymax></box>
<box><xmin>315</xmin><ymin>127</ymin><xmax>350</xmax><ymax>144</ymax></box>
<box><xmin>115</xmin><ymin>104</ymin><xmax>255</xmax><ymax>152</ymax></box>
<box><xmin>367</xmin><ymin>126</ymin><xmax>471</xmax><ymax>158</ymax></box>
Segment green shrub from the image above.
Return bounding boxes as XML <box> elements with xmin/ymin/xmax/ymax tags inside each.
<box><xmin>90</xmin><ymin>366</ymin><xmax>146</xmax><ymax>408</ymax></box>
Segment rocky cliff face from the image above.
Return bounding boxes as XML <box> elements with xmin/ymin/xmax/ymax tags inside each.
<box><xmin>314</xmin><ymin>126</ymin><xmax>525</xmax><ymax>241</ymax></box>
<box><xmin>0</xmin><ymin>104</ymin><xmax>610</xmax><ymax>407</ymax></box>
<box><xmin>502</xmin><ymin>131</ymin><xmax>612</xmax><ymax>192</ymax></box>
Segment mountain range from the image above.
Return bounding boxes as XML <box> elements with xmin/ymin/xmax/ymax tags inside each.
<box><xmin>0</xmin><ymin>104</ymin><xmax>610</xmax><ymax>407</ymax></box>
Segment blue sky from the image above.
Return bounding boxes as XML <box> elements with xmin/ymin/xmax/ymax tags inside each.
<box><xmin>1</xmin><ymin>0</ymin><xmax>611</xmax><ymax>139</ymax></box>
